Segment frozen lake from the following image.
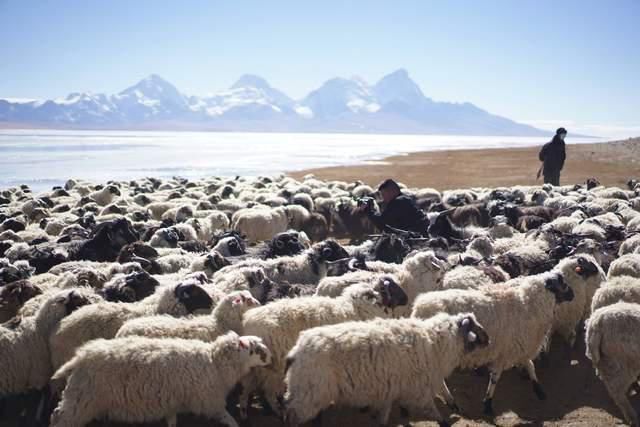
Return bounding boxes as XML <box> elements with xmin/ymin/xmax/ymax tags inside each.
<box><xmin>0</xmin><ymin>129</ymin><xmax>603</xmax><ymax>192</ymax></box>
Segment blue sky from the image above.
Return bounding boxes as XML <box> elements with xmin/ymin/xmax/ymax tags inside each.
<box><xmin>1</xmin><ymin>0</ymin><xmax>638</xmax><ymax>137</ymax></box>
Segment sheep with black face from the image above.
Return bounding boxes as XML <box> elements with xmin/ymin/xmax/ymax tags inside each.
<box><xmin>412</xmin><ymin>271</ymin><xmax>574</xmax><ymax>415</ymax></box>
<box><xmin>49</xmin><ymin>276</ymin><xmax>214</xmax><ymax>372</ymax></box>
<box><xmin>239</xmin><ymin>277</ymin><xmax>408</xmax><ymax>418</ymax></box>
<box><xmin>284</xmin><ymin>313</ymin><xmax>490</xmax><ymax>427</ymax></box>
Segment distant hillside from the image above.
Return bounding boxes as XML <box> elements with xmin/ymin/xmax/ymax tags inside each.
<box><xmin>0</xmin><ymin>69</ymin><xmax>550</xmax><ymax>136</ymax></box>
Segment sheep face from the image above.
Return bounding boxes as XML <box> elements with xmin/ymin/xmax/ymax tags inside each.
<box><xmin>174</xmin><ymin>281</ymin><xmax>214</xmax><ymax>313</ymax></box>
<box><xmin>544</xmin><ymin>273</ymin><xmax>574</xmax><ymax>304</ymax></box>
<box><xmin>0</xmin><ymin>280</ymin><xmax>42</xmax><ymax>321</ymax></box>
<box><xmin>230</xmin><ymin>291</ymin><xmax>260</xmax><ymax>308</ymax></box>
<box><xmin>373</xmin><ymin>276</ymin><xmax>408</xmax><ymax>310</ymax></box>
<box><xmin>326</xmin><ymin>256</ymin><xmax>367</xmax><ymax>277</ymax></box>
<box><xmin>106</xmin><ymin>185</ymin><xmax>121</xmax><ymax>196</ymax></box>
<box><xmin>239</xmin><ymin>336</ymin><xmax>273</xmax><ymax>367</ymax></box>
<box><xmin>269</xmin><ymin>231</ymin><xmax>305</xmax><ymax>258</ymax></box>
<box><xmin>495</xmin><ymin>253</ymin><xmax>522</xmax><ymax>278</ymax></box>
<box><xmin>204</xmin><ymin>251</ymin><xmax>230</xmax><ymax>274</ymax></box>
<box><xmin>101</xmin><ymin>218</ymin><xmax>139</xmax><ymax>248</ymax></box>
<box><xmin>0</xmin><ymin>262</ymin><xmax>35</xmax><ymax>285</ymax></box>
<box><xmin>314</xmin><ymin>240</ymin><xmax>349</xmax><ymax>263</ymax></box>
<box><xmin>159</xmin><ymin>228</ymin><xmax>180</xmax><ymax>248</ymax></box>
<box><xmin>73</xmin><ymin>268</ymin><xmax>108</xmax><ymax>289</ymax></box>
<box><xmin>459</xmin><ymin>314</ymin><xmax>490</xmax><ymax>353</ymax></box>
<box><xmin>573</xmin><ymin>256</ymin><xmax>601</xmax><ymax>279</ymax></box>
<box><xmin>117</xmin><ymin>242</ymin><xmax>159</xmax><ymax>264</ymax></box>
<box><xmin>373</xmin><ymin>234</ymin><xmax>411</xmax><ymax>264</ymax></box>
<box><xmin>57</xmin><ymin>289</ymin><xmax>96</xmax><ymax>315</ymax></box>
<box><xmin>102</xmin><ymin>270</ymin><xmax>159</xmax><ymax>302</ymax></box>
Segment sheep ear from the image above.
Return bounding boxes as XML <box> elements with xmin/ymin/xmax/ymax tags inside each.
<box><xmin>238</xmin><ymin>337</ymin><xmax>249</xmax><ymax>350</ymax></box>
<box><xmin>232</xmin><ymin>297</ymin><xmax>243</xmax><ymax>306</ymax></box>
<box><xmin>431</xmin><ymin>260</ymin><xmax>441</xmax><ymax>270</ymax></box>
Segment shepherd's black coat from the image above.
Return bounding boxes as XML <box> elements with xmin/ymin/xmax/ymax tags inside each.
<box><xmin>367</xmin><ymin>193</ymin><xmax>430</xmax><ymax>235</ymax></box>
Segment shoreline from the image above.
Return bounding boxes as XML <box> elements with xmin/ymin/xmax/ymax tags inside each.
<box><xmin>289</xmin><ymin>137</ymin><xmax>640</xmax><ymax>190</ymax></box>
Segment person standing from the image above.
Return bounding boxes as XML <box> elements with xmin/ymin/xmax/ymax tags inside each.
<box><xmin>538</xmin><ymin>127</ymin><xmax>567</xmax><ymax>186</ymax></box>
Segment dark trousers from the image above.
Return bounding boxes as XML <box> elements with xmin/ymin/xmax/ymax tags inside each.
<box><xmin>544</xmin><ymin>172</ymin><xmax>560</xmax><ymax>186</ymax></box>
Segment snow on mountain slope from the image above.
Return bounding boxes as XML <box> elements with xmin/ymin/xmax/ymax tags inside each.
<box><xmin>0</xmin><ymin>70</ymin><xmax>549</xmax><ymax>135</ymax></box>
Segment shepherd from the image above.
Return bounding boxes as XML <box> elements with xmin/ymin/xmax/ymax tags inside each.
<box><xmin>356</xmin><ymin>178</ymin><xmax>430</xmax><ymax>236</ymax></box>
<box><xmin>537</xmin><ymin>127</ymin><xmax>567</xmax><ymax>186</ymax></box>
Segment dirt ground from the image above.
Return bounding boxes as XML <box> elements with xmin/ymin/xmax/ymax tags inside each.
<box><xmin>289</xmin><ymin>137</ymin><xmax>640</xmax><ymax>190</ymax></box>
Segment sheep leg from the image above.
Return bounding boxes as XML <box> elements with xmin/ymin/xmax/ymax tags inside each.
<box><xmin>524</xmin><ymin>360</ymin><xmax>547</xmax><ymax>400</ymax></box>
<box><xmin>166</xmin><ymin>414</ymin><xmax>177</xmax><ymax>427</ymax></box>
<box><xmin>439</xmin><ymin>380</ymin><xmax>460</xmax><ymax>413</ymax></box>
<box><xmin>602</xmin><ymin>374</ymin><xmax>640</xmax><ymax>427</ymax></box>
<box><xmin>608</xmin><ymin>387</ymin><xmax>639</xmax><ymax>427</ymax></box>
<box><xmin>482</xmin><ymin>370</ymin><xmax>502</xmax><ymax>416</ymax></box>
<box><xmin>414</xmin><ymin>397</ymin><xmax>448</xmax><ymax>427</ymax></box>
<box><xmin>375</xmin><ymin>402</ymin><xmax>392</xmax><ymax>426</ymax></box>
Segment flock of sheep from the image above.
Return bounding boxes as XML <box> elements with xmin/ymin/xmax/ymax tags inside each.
<box><xmin>1</xmin><ymin>173</ymin><xmax>640</xmax><ymax>427</ymax></box>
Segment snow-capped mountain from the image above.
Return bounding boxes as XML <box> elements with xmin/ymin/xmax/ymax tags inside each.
<box><xmin>0</xmin><ymin>70</ymin><xmax>549</xmax><ymax>135</ymax></box>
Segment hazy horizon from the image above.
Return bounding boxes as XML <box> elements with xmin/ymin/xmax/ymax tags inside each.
<box><xmin>1</xmin><ymin>0</ymin><xmax>639</xmax><ymax>138</ymax></box>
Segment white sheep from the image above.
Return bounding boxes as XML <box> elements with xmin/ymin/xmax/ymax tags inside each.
<box><xmin>591</xmin><ymin>276</ymin><xmax>640</xmax><ymax>312</ymax></box>
<box><xmin>239</xmin><ymin>279</ymin><xmax>408</xmax><ymax>417</ymax></box>
<box><xmin>284</xmin><ymin>313</ymin><xmax>489</xmax><ymax>426</ymax></box>
<box><xmin>608</xmin><ymin>254</ymin><xmax>640</xmax><ymax>280</ymax></box>
<box><xmin>48</xmin><ymin>278</ymin><xmax>214</xmax><ymax>371</ymax></box>
<box><xmin>620</xmin><ymin>234</ymin><xmax>640</xmax><ymax>256</ymax></box>
<box><xmin>411</xmin><ymin>271</ymin><xmax>574</xmax><ymax>414</ymax></box>
<box><xmin>50</xmin><ymin>333</ymin><xmax>272</xmax><ymax>427</ymax></box>
<box><xmin>543</xmin><ymin>255</ymin><xmax>606</xmax><ymax>351</ymax></box>
<box><xmin>116</xmin><ymin>290</ymin><xmax>259</xmax><ymax>340</ymax></box>
<box><xmin>0</xmin><ymin>288</ymin><xmax>100</xmax><ymax>397</ymax></box>
<box><xmin>586</xmin><ymin>302</ymin><xmax>640</xmax><ymax>426</ymax></box>
<box><xmin>232</xmin><ymin>206</ymin><xmax>288</xmax><ymax>243</ymax></box>
<box><xmin>440</xmin><ymin>265</ymin><xmax>509</xmax><ymax>291</ymax></box>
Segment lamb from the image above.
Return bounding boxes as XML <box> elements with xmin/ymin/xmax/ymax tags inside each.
<box><xmin>49</xmin><ymin>277</ymin><xmax>214</xmax><ymax>371</ymax></box>
<box><xmin>591</xmin><ymin>276</ymin><xmax>640</xmax><ymax>312</ymax></box>
<box><xmin>116</xmin><ymin>290</ymin><xmax>259</xmax><ymax>340</ymax></box>
<box><xmin>284</xmin><ymin>313</ymin><xmax>490</xmax><ymax>426</ymax></box>
<box><xmin>411</xmin><ymin>271</ymin><xmax>574</xmax><ymax>414</ymax></box>
<box><xmin>585</xmin><ymin>302</ymin><xmax>640</xmax><ymax>426</ymax></box>
<box><xmin>0</xmin><ymin>288</ymin><xmax>99</xmax><ymax>398</ymax></box>
<box><xmin>608</xmin><ymin>253</ymin><xmax>640</xmax><ymax>280</ymax></box>
<box><xmin>50</xmin><ymin>333</ymin><xmax>272</xmax><ymax>427</ymax></box>
<box><xmin>232</xmin><ymin>206</ymin><xmax>289</xmax><ymax>243</ymax></box>
<box><xmin>239</xmin><ymin>278</ymin><xmax>408</xmax><ymax>417</ymax></box>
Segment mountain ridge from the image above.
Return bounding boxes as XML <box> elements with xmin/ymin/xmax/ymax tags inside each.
<box><xmin>0</xmin><ymin>70</ymin><xmax>550</xmax><ymax>136</ymax></box>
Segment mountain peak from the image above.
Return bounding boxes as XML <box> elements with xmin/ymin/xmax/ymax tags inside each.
<box><xmin>387</xmin><ymin>68</ymin><xmax>410</xmax><ymax>79</ymax></box>
<box><xmin>374</xmin><ymin>68</ymin><xmax>426</xmax><ymax>105</ymax></box>
<box><xmin>231</xmin><ymin>74</ymin><xmax>271</xmax><ymax>90</ymax></box>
